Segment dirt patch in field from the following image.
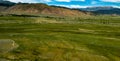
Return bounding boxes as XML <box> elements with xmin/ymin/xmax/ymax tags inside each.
<box><xmin>0</xmin><ymin>39</ymin><xmax>19</xmax><ymax>54</ymax></box>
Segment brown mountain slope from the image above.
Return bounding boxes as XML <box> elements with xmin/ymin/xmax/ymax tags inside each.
<box><xmin>6</xmin><ymin>3</ymin><xmax>89</xmax><ymax>16</ymax></box>
<box><xmin>0</xmin><ymin>6</ymin><xmax>7</xmax><ymax>12</ymax></box>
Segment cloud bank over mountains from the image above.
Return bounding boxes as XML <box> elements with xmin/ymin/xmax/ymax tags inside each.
<box><xmin>3</xmin><ymin>0</ymin><xmax>120</xmax><ymax>8</ymax></box>
<box><xmin>101</xmin><ymin>0</ymin><xmax>120</xmax><ymax>2</ymax></box>
<box><xmin>7</xmin><ymin>0</ymin><xmax>84</xmax><ymax>3</ymax></box>
<box><xmin>7</xmin><ymin>0</ymin><xmax>120</xmax><ymax>3</ymax></box>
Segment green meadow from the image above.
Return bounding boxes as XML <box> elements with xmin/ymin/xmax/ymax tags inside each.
<box><xmin>0</xmin><ymin>15</ymin><xmax>120</xmax><ymax>61</ymax></box>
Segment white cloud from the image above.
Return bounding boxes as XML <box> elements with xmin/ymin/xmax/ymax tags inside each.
<box><xmin>71</xmin><ymin>0</ymin><xmax>85</xmax><ymax>1</ymax></box>
<box><xmin>8</xmin><ymin>0</ymin><xmax>35</xmax><ymax>3</ymax></box>
<box><xmin>91</xmin><ymin>1</ymin><xmax>97</xmax><ymax>4</ymax></box>
<box><xmin>8</xmin><ymin>0</ymin><xmax>51</xmax><ymax>3</ymax></box>
<box><xmin>55</xmin><ymin>0</ymin><xmax>85</xmax><ymax>2</ymax></box>
<box><xmin>41</xmin><ymin>0</ymin><xmax>51</xmax><ymax>2</ymax></box>
<box><xmin>56</xmin><ymin>5</ymin><xmax>89</xmax><ymax>8</ymax></box>
<box><xmin>113</xmin><ymin>6</ymin><xmax>120</xmax><ymax>8</ymax></box>
<box><xmin>81</xmin><ymin>0</ymin><xmax>85</xmax><ymax>1</ymax></box>
<box><xmin>56</xmin><ymin>0</ymin><xmax>71</xmax><ymax>2</ymax></box>
<box><xmin>69</xmin><ymin>5</ymin><xmax>88</xmax><ymax>8</ymax></box>
<box><xmin>101</xmin><ymin>0</ymin><xmax>120</xmax><ymax>2</ymax></box>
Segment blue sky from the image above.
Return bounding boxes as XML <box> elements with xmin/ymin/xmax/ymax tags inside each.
<box><xmin>8</xmin><ymin>0</ymin><xmax>120</xmax><ymax>8</ymax></box>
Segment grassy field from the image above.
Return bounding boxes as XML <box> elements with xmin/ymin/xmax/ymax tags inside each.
<box><xmin>0</xmin><ymin>15</ymin><xmax>120</xmax><ymax>61</ymax></box>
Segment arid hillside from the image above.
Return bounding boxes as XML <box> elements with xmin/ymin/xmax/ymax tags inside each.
<box><xmin>4</xmin><ymin>3</ymin><xmax>90</xmax><ymax>16</ymax></box>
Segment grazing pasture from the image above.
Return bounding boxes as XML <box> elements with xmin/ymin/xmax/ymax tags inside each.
<box><xmin>0</xmin><ymin>15</ymin><xmax>120</xmax><ymax>61</ymax></box>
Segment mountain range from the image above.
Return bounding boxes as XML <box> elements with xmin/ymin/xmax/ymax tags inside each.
<box><xmin>0</xmin><ymin>0</ymin><xmax>89</xmax><ymax>16</ymax></box>
<box><xmin>80</xmin><ymin>6</ymin><xmax>120</xmax><ymax>15</ymax></box>
<box><xmin>0</xmin><ymin>0</ymin><xmax>120</xmax><ymax>16</ymax></box>
<box><xmin>0</xmin><ymin>0</ymin><xmax>15</xmax><ymax>13</ymax></box>
<box><xmin>0</xmin><ymin>0</ymin><xmax>15</xmax><ymax>7</ymax></box>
